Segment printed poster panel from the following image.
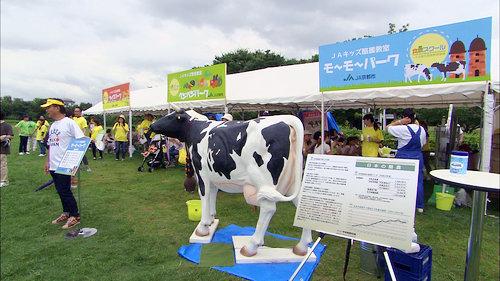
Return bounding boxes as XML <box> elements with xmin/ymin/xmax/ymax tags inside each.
<box><xmin>302</xmin><ymin>111</ymin><xmax>327</xmax><ymax>134</ymax></box>
<box><xmin>168</xmin><ymin>63</ymin><xmax>226</xmax><ymax>102</ymax></box>
<box><xmin>95</xmin><ymin>130</ymin><xmax>105</xmax><ymax>151</ymax></box>
<box><xmin>294</xmin><ymin>154</ymin><xmax>419</xmax><ymax>250</ymax></box>
<box><xmin>319</xmin><ymin>17</ymin><xmax>492</xmax><ymax>92</ymax></box>
<box><xmin>55</xmin><ymin>138</ymin><xmax>92</xmax><ymax>176</ymax></box>
<box><xmin>102</xmin><ymin>83</ymin><xmax>130</xmax><ymax>110</ymax></box>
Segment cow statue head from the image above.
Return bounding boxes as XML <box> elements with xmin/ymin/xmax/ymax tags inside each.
<box><xmin>150</xmin><ymin>104</ymin><xmax>207</xmax><ymax>142</ymax></box>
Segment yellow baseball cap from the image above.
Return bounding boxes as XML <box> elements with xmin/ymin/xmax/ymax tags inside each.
<box><xmin>40</xmin><ymin>99</ymin><xmax>64</xmax><ymax>108</ymax></box>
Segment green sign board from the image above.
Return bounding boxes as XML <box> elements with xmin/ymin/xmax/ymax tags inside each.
<box><xmin>167</xmin><ymin>63</ymin><xmax>226</xmax><ymax>102</ymax></box>
<box><xmin>355</xmin><ymin>160</ymin><xmax>415</xmax><ymax>171</ymax></box>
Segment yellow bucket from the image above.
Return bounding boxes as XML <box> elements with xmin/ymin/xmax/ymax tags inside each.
<box><xmin>436</xmin><ymin>192</ymin><xmax>455</xmax><ymax>211</ymax></box>
<box><xmin>186</xmin><ymin>200</ymin><xmax>202</xmax><ymax>221</ymax></box>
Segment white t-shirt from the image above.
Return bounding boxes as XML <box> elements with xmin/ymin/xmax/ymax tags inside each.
<box><xmin>313</xmin><ymin>141</ymin><xmax>331</xmax><ymax>154</ymax></box>
<box><xmin>47</xmin><ymin>117</ymin><xmax>85</xmax><ymax>171</ymax></box>
<box><xmin>388</xmin><ymin>124</ymin><xmax>427</xmax><ymax>149</ymax></box>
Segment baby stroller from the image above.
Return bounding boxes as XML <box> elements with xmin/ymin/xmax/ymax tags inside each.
<box><xmin>138</xmin><ymin>135</ymin><xmax>168</xmax><ymax>172</ymax></box>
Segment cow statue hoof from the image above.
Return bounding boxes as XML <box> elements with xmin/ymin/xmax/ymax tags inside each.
<box><xmin>240</xmin><ymin>245</ymin><xmax>258</xmax><ymax>257</ymax></box>
<box><xmin>195</xmin><ymin>225</ymin><xmax>210</xmax><ymax>237</ymax></box>
<box><xmin>292</xmin><ymin>243</ymin><xmax>308</xmax><ymax>256</ymax></box>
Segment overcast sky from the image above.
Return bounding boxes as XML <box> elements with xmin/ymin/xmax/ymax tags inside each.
<box><xmin>1</xmin><ymin>0</ymin><xmax>498</xmax><ymax>105</ymax></box>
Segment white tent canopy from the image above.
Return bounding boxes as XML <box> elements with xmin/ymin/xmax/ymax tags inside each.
<box><xmin>84</xmin><ymin>84</ymin><xmax>169</xmax><ymax>115</ymax></box>
<box><xmin>85</xmin><ymin>62</ymin><xmax>496</xmax><ymax>116</ymax></box>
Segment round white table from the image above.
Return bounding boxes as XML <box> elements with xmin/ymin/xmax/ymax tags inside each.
<box><xmin>430</xmin><ymin>169</ymin><xmax>500</xmax><ymax>281</ymax></box>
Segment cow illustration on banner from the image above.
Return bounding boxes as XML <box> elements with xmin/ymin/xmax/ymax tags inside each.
<box><xmin>319</xmin><ymin>17</ymin><xmax>492</xmax><ymax>91</ymax></box>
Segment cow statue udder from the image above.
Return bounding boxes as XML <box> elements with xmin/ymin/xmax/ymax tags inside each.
<box><xmin>150</xmin><ymin>106</ymin><xmax>313</xmax><ymax>257</ymax></box>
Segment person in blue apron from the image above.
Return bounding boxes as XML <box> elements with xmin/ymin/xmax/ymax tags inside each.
<box><xmin>386</xmin><ymin>108</ymin><xmax>427</xmax><ymax>213</ymax></box>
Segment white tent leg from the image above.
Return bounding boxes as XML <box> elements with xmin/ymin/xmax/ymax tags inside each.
<box><xmin>103</xmin><ymin>113</ymin><xmax>106</xmax><ymax>131</ymax></box>
<box><xmin>464</xmin><ymin>83</ymin><xmax>494</xmax><ymax>281</ymax></box>
<box><xmin>129</xmin><ymin>110</ymin><xmax>133</xmax><ymax>158</ymax></box>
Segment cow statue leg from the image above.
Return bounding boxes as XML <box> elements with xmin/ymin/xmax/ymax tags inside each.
<box><xmin>240</xmin><ymin>198</ymin><xmax>276</xmax><ymax>257</ymax></box>
<box><xmin>293</xmin><ymin>197</ymin><xmax>313</xmax><ymax>256</ymax></box>
<box><xmin>208</xmin><ymin>187</ymin><xmax>218</xmax><ymax>223</ymax></box>
<box><xmin>293</xmin><ymin>228</ymin><xmax>313</xmax><ymax>256</ymax></box>
<box><xmin>195</xmin><ymin>181</ymin><xmax>216</xmax><ymax>237</ymax></box>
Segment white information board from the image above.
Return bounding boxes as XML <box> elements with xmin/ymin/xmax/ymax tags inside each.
<box><xmin>293</xmin><ymin>154</ymin><xmax>419</xmax><ymax>251</ymax></box>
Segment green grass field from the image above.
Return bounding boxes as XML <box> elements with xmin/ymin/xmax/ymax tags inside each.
<box><xmin>1</xmin><ymin>125</ymin><xmax>498</xmax><ymax>281</ymax></box>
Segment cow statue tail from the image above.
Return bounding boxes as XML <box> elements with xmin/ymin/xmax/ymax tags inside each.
<box><xmin>257</xmin><ymin>117</ymin><xmax>304</xmax><ymax>203</ymax></box>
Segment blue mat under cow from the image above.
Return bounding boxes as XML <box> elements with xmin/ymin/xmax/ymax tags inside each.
<box><xmin>178</xmin><ymin>224</ymin><xmax>327</xmax><ymax>281</ymax></box>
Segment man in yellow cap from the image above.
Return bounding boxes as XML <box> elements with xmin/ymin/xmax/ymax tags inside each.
<box><xmin>41</xmin><ymin>98</ymin><xmax>84</xmax><ymax>230</ymax></box>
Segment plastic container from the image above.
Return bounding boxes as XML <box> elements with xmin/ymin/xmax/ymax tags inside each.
<box><xmin>186</xmin><ymin>200</ymin><xmax>202</xmax><ymax>221</ymax></box>
<box><xmin>383</xmin><ymin>244</ymin><xmax>433</xmax><ymax>281</ymax></box>
<box><xmin>436</xmin><ymin>192</ymin><xmax>455</xmax><ymax>211</ymax></box>
<box><xmin>360</xmin><ymin>242</ymin><xmax>383</xmax><ymax>275</ymax></box>
<box><xmin>427</xmin><ymin>184</ymin><xmax>455</xmax><ymax>206</ymax></box>
<box><xmin>450</xmin><ymin>151</ymin><xmax>469</xmax><ymax>175</ymax></box>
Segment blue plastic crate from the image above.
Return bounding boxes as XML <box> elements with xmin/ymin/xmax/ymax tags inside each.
<box><xmin>383</xmin><ymin>245</ymin><xmax>432</xmax><ymax>278</ymax></box>
<box><xmin>385</xmin><ymin>266</ymin><xmax>432</xmax><ymax>281</ymax></box>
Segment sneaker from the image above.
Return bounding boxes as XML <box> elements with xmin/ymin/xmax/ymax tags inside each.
<box><xmin>417</xmin><ymin>208</ymin><xmax>424</xmax><ymax>213</ymax></box>
<box><xmin>167</xmin><ymin>163</ymin><xmax>175</xmax><ymax>168</ymax></box>
<box><xmin>86</xmin><ymin>167</ymin><xmax>92</xmax><ymax>172</ymax></box>
<box><xmin>52</xmin><ymin>213</ymin><xmax>69</xmax><ymax>224</ymax></box>
<box><xmin>121</xmin><ymin>158</ymin><xmax>125</xmax><ymax>161</ymax></box>
<box><xmin>62</xmin><ymin>216</ymin><xmax>80</xmax><ymax>229</ymax></box>
<box><xmin>38</xmin><ymin>154</ymin><xmax>45</xmax><ymax>157</ymax></box>
<box><xmin>19</xmin><ymin>152</ymin><xmax>24</xmax><ymax>155</ymax></box>
<box><xmin>25</xmin><ymin>152</ymin><xmax>30</xmax><ymax>155</ymax></box>
<box><xmin>99</xmin><ymin>156</ymin><xmax>103</xmax><ymax>159</ymax></box>
<box><xmin>0</xmin><ymin>182</ymin><xmax>8</xmax><ymax>187</ymax></box>
<box><xmin>115</xmin><ymin>158</ymin><xmax>119</xmax><ymax>161</ymax></box>
<box><xmin>93</xmin><ymin>157</ymin><xmax>97</xmax><ymax>160</ymax></box>
<box><xmin>71</xmin><ymin>179</ymin><xmax>78</xmax><ymax>184</ymax></box>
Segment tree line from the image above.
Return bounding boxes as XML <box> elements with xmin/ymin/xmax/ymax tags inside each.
<box><xmin>0</xmin><ymin>96</ymin><xmax>92</xmax><ymax>121</ymax></box>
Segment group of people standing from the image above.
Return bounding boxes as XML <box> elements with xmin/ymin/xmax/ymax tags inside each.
<box><xmin>303</xmin><ymin>109</ymin><xmax>427</xmax><ymax>213</ymax></box>
<box><xmin>1</xmin><ymin>111</ymin><xmax>51</xmax><ymax>187</ymax></box>
<box><xmin>14</xmin><ymin>115</ymin><xmax>50</xmax><ymax>156</ymax></box>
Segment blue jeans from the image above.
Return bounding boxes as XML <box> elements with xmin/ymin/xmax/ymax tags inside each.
<box><xmin>19</xmin><ymin>136</ymin><xmax>28</xmax><ymax>153</ymax></box>
<box><xmin>115</xmin><ymin>141</ymin><xmax>127</xmax><ymax>159</ymax></box>
<box><xmin>169</xmin><ymin>146</ymin><xmax>179</xmax><ymax>161</ymax></box>
<box><xmin>38</xmin><ymin>140</ymin><xmax>46</xmax><ymax>155</ymax></box>
<box><xmin>50</xmin><ymin>171</ymin><xmax>79</xmax><ymax>217</ymax></box>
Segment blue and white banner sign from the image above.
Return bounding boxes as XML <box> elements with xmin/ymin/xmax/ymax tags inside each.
<box><xmin>55</xmin><ymin>138</ymin><xmax>92</xmax><ymax>176</ymax></box>
<box><xmin>319</xmin><ymin>17</ymin><xmax>492</xmax><ymax>92</ymax></box>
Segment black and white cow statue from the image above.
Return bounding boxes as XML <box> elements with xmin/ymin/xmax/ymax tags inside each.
<box><xmin>431</xmin><ymin>61</ymin><xmax>467</xmax><ymax>81</ymax></box>
<box><xmin>150</xmin><ymin>105</ymin><xmax>313</xmax><ymax>257</ymax></box>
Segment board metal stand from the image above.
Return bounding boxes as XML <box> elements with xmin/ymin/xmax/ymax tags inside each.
<box><xmin>289</xmin><ymin>233</ymin><xmax>398</xmax><ymax>281</ymax></box>
<box><xmin>55</xmin><ymin>138</ymin><xmax>97</xmax><ymax>240</ymax></box>
<box><xmin>65</xmin><ymin>167</ymin><xmax>98</xmax><ymax>239</ymax></box>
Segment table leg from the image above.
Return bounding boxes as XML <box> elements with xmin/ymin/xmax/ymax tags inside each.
<box><xmin>441</xmin><ymin>183</ymin><xmax>447</xmax><ymax>193</ymax></box>
<box><xmin>464</xmin><ymin>190</ymin><xmax>487</xmax><ymax>281</ymax></box>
